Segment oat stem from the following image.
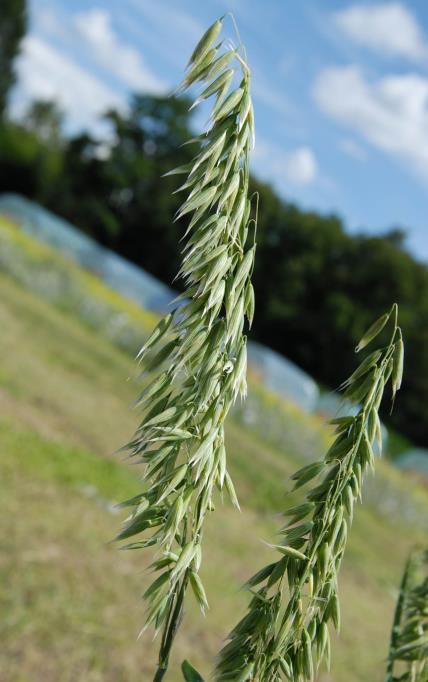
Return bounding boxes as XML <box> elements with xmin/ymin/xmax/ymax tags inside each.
<box><xmin>215</xmin><ymin>306</ymin><xmax>404</xmax><ymax>681</ymax></box>
<box><xmin>116</xmin><ymin>16</ymin><xmax>255</xmax><ymax>681</ymax></box>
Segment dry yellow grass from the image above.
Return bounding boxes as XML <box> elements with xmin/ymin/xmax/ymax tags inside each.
<box><xmin>0</xmin><ymin>270</ymin><xmax>426</xmax><ymax>681</ymax></box>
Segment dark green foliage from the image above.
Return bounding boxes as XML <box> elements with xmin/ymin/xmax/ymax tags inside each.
<box><xmin>0</xmin><ymin>0</ymin><xmax>27</xmax><ymax>116</ymax></box>
<box><xmin>105</xmin><ymin>95</ymin><xmax>198</xmax><ymax>272</ymax></box>
<box><xmin>250</xmin><ymin>185</ymin><xmax>427</xmax><ymax>445</ymax></box>
<box><xmin>1</xmin><ymin>90</ymin><xmax>428</xmax><ymax>447</ymax></box>
<box><xmin>181</xmin><ymin>660</ymin><xmax>205</xmax><ymax>681</ymax></box>
<box><xmin>22</xmin><ymin>99</ymin><xmax>64</xmax><ymax>146</ymax></box>
<box><xmin>0</xmin><ymin>119</ymin><xmax>63</xmax><ymax>200</ymax></box>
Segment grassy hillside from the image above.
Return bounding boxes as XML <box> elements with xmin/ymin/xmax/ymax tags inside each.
<box><xmin>1</xmin><ymin>219</ymin><xmax>427</xmax><ymax>681</ymax></box>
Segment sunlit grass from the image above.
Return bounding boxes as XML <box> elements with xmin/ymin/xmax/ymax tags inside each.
<box><xmin>0</xmin><ymin>238</ymin><xmax>427</xmax><ymax>680</ymax></box>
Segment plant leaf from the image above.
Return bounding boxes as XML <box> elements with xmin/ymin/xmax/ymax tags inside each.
<box><xmin>181</xmin><ymin>659</ymin><xmax>205</xmax><ymax>681</ymax></box>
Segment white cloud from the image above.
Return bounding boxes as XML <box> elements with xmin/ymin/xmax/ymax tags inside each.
<box><xmin>313</xmin><ymin>65</ymin><xmax>428</xmax><ymax>181</ymax></box>
<box><xmin>11</xmin><ymin>35</ymin><xmax>124</xmax><ymax>134</ymax></box>
<box><xmin>129</xmin><ymin>0</ymin><xmax>203</xmax><ymax>42</ymax></box>
<box><xmin>126</xmin><ymin>0</ymin><xmax>204</xmax><ymax>67</ymax></box>
<box><xmin>283</xmin><ymin>147</ymin><xmax>318</xmax><ymax>184</ymax></box>
<box><xmin>73</xmin><ymin>8</ymin><xmax>166</xmax><ymax>93</ymax></box>
<box><xmin>254</xmin><ymin>142</ymin><xmax>318</xmax><ymax>186</ymax></box>
<box><xmin>334</xmin><ymin>3</ymin><xmax>427</xmax><ymax>61</ymax></box>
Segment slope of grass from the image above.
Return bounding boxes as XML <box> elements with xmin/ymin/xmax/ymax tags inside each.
<box><xmin>0</xmin><ymin>238</ymin><xmax>427</xmax><ymax>680</ymax></box>
<box><xmin>0</xmin><ymin>214</ymin><xmax>158</xmax><ymax>355</ymax></box>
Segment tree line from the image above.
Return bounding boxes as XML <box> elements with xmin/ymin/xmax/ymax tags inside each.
<box><xmin>1</xmin><ymin>1</ymin><xmax>427</xmax><ymax>448</ymax></box>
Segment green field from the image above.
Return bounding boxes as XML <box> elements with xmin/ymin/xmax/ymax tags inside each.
<box><xmin>1</xmin><ymin>219</ymin><xmax>427</xmax><ymax>682</ymax></box>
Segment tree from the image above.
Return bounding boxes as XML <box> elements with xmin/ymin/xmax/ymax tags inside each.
<box><xmin>53</xmin><ymin>132</ymin><xmax>120</xmax><ymax>245</ymax></box>
<box><xmin>1</xmin><ymin>81</ymin><xmax>428</xmax><ymax>447</ymax></box>
<box><xmin>22</xmin><ymin>99</ymin><xmax>64</xmax><ymax>147</ymax></box>
<box><xmin>0</xmin><ymin>120</ymin><xmax>63</xmax><ymax>201</ymax></box>
<box><xmin>104</xmin><ymin>94</ymin><xmax>197</xmax><ymax>278</ymax></box>
<box><xmin>0</xmin><ymin>0</ymin><xmax>27</xmax><ymax>117</ymax></box>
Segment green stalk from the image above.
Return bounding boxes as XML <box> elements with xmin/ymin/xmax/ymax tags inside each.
<box><xmin>385</xmin><ymin>556</ymin><xmax>412</xmax><ymax>682</ymax></box>
<box><xmin>116</xmin><ymin>16</ymin><xmax>255</xmax><ymax>681</ymax></box>
<box><xmin>385</xmin><ymin>549</ymin><xmax>428</xmax><ymax>682</ymax></box>
<box><xmin>215</xmin><ymin>306</ymin><xmax>404</xmax><ymax>681</ymax></box>
<box><xmin>154</xmin><ymin>576</ymin><xmax>187</xmax><ymax>681</ymax></box>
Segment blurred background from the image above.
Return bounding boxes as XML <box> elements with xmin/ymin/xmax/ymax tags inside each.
<box><xmin>1</xmin><ymin>1</ymin><xmax>428</xmax><ymax>681</ymax></box>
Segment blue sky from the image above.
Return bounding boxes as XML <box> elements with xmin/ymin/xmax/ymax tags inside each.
<box><xmin>11</xmin><ymin>1</ymin><xmax>428</xmax><ymax>259</ymax></box>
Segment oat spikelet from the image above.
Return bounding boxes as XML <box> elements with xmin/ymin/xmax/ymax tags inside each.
<box><xmin>386</xmin><ymin>549</ymin><xmax>428</xmax><ymax>682</ymax></box>
<box><xmin>116</xmin><ymin>16</ymin><xmax>256</xmax><ymax>681</ymax></box>
<box><xmin>215</xmin><ymin>305</ymin><xmax>404</xmax><ymax>682</ymax></box>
